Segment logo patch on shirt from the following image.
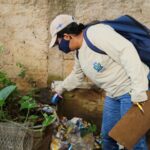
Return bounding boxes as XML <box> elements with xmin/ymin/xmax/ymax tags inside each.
<box><xmin>93</xmin><ymin>62</ymin><xmax>104</xmax><ymax>72</ymax></box>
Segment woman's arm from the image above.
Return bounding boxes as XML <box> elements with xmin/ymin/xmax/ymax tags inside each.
<box><xmin>54</xmin><ymin>55</ymin><xmax>85</xmax><ymax>94</ymax></box>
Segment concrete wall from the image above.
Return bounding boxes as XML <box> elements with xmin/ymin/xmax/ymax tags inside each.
<box><xmin>0</xmin><ymin>0</ymin><xmax>150</xmax><ymax>90</ymax></box>
<box><xmin>0</xmin><ymin>0</ymin><xmax>50</xmax><ymax>90</ymax></box>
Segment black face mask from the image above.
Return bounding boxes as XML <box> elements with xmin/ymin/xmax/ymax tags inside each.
<box><xmin>58</xmin><ymin>38</ymin><xmax>71</xmax><ymax>53</ymax></box>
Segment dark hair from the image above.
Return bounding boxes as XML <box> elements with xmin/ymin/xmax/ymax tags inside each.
<box><xmin>57</xmin><ymin>20</ymin><xmax>101</xmax><ymax>38</ymax></box>
<box><xmin>57</xmin><ymin>22</ymin><xmax>85</xmax><ymax>38</ymax></box>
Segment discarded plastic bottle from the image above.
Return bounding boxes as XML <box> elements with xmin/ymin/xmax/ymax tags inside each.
<box><xmin>68</xmin><ymin>143</ymin><xmax>72</xmax><ymax>150</ymax></box>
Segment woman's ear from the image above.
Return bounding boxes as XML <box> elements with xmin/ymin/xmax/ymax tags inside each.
<box><xmin>63</xmin><ymin>33</ymin><xmax>72</xmax><ymax>40</ymax></box>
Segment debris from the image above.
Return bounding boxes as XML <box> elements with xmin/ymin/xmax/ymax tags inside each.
<box><xmin>50</xmin><ymin>117</ymin><xmax>102</xmax><ymax>150</ymax></box>
<box><xmin>42</xmin><ymin>105</ymin><xmax>55</xmax><ymax>114</ymax></box>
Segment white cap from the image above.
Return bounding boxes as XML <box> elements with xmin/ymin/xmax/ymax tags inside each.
<box><xmin>49</xmin><ymin>14</ymin><xmax>75</xmax><ymax>48</ymax></box>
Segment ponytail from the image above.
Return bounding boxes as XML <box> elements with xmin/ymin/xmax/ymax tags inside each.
<box><xmin>57</xmin><ymin>20</ymin><xmax>100</xmax><ymax>38</ymax></box>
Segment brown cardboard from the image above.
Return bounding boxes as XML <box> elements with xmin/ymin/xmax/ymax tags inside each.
<box><xmin>109</xmin><ymin>91</ymin><xmax>150</xmax><ymax>150</ymax></box>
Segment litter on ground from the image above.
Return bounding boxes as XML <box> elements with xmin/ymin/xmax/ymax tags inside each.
<box><xmin>49</xmin><ymin>116</ymin><xmax>102</xmax><ymax>150</ymax></box>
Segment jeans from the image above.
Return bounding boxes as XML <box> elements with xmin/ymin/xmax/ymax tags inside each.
<box><xmin>148</xmin><ymin>72</ymin><xmax>150</xmax><ymax>89</ymax></box>
<box><xmin>148</xmin><ymin>71</ymin><xmax>150</xmax><ymax>81</ymax></box>
<box><xmin>101</xmin><ymin>93</ymin><xmax>148</xmax><ymax>150</ymax></box>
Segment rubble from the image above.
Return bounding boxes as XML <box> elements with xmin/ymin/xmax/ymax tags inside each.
<box><xmin>50</xmin><ymin>117</ymin><xmax>102</xmax><ymax>150</ymax></box>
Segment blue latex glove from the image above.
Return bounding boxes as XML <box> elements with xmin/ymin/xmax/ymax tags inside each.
<box><xmin>50</xmin><ymin>93</ymin><xmax>63</xmax><ymax>105</ymax></box>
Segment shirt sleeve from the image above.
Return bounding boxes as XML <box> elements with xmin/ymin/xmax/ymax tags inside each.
<box><xmin>54</xmin><ymin>55</ymin><xmax>85</xmax><ymax>94</ymax></box>
<box><xmin>87</xmin><ymin>24</ymin><xmax>149</xmax><ymax>102</ymax></box>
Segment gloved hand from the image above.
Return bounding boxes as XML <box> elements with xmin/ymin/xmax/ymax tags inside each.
<box><xmin>50</xmin><ymin>93</ymin><xmax>63</xmax><ymax>105</ymax></box>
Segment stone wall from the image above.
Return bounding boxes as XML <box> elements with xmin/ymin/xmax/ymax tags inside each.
<box><xmin>0</xmin><ymin>0</ymin><xmax>150</xmax><ymax>90</ymax></box>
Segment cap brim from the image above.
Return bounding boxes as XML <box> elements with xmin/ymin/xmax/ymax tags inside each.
<box><xmin>49</xmin><ymin>34</ymin><xmax>57</xmax><ymax>48</ymax></box>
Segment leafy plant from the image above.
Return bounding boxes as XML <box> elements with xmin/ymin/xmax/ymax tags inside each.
<box><xmin>0</xmin><ymin>85</ymin><xmax>17</xmax><ymax>101</ymax></box>
<box><xmin>42</xmin><ymin>113</ymin><xmax>55</xmax><ymax>127</ymax></box>
<box><xmin>0</xmin><ymin>71</ymin><xmax>14</xmax><ymax>87</ymax></box>
<box><xmin>0</xmin><ymin>71</ymin><xmax>56</xmax><ymax>129</ymax></box>
<box><xmin>0</xmin><ymin>85</ymin><xmax>17</xmax><ymax>120</ymax></box>
<box><xmin>16</xmin><ymin>63</ymin><xmax>37</xmax><ymax>88</ymax></box>
<box><xmin>19</xmin><ymin>96</ymin><xmax>38</xmax><ymax>123</ymax></box>
<box><xmin>16</xmin><ymin>63</ymin><xmax>26</xmax><ymax>78</ymax></box>
<box><xmin>80</xmin><ymin>124</ymin><xmax>97</xmax><ymax>137</ymax></box>
<box><xmin>0</xmin><ymin>43</ymin><xmax>4</xmax><ymax>53</ymax></box>
<box><xmin>19</xmin><ymin>95</ymin><xmax>56</xmax><ymax>128</ymax></box>
<box><xmin>28</xmin><ymin>115</ymin><xmax>39</xmax><ymax>122</ymax></box>
<box><xmin>19</xmin><ymin>96</ymin><xmax>37</xmax><ymax>110</ymax></box>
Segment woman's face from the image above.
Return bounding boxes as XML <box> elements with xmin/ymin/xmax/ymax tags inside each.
<box><xmin>57</xmin><ymin>34</ymin><xmax>81</xmax><ymax>51</ymax></box>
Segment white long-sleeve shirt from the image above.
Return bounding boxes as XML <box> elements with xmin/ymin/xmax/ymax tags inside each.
<box><xmin>55</xmin><ymin>24</ymin><xmax>149</xmax><ymax>102</ymax></box>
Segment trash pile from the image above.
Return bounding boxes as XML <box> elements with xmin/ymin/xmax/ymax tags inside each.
<box><xmin>50</xmin><ymin>117</ymin><xmax>102</xmax><ymax>150</ymax></box>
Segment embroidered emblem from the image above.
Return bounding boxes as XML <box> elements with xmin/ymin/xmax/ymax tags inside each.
<box><xmin>56</xmin><ymin>24</ymin><xmax>63</xmax><ymax>30</ymax></box>
<box><xmin>93</xmin><ymin>62</ymin><xmax>104</xmax><ymax>72</ymax></box>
